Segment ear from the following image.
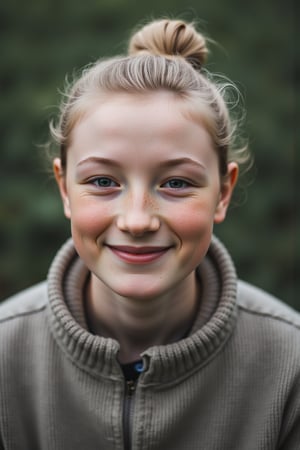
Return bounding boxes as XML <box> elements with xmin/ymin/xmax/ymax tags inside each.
<box><xmin>214</xmin><ymin>162</ymin><xmax>239</xmax><ymax>224</ymax></box>
<box><xmin>53</xmin><ymin>158</ymin><xmax>71</xmax><ymax>219</ymax></box>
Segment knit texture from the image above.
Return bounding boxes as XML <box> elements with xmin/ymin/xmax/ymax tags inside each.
<box><xmin>0</xmin><ymin>237</ymin><xmax>299</xmax><ymax>449</ymax></box>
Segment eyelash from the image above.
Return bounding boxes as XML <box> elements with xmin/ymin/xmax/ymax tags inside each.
<box><xmin>89</xmin><ymin>177</ymin><xmax>119</xmax><ymax>188</ymax></box>
<box><xmin>161</xmin><ymin>178</ymin><xmax>191</xmax><ymax>189</ymax></box>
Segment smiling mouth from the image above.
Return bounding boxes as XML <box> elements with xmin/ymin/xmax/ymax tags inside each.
<box><xmin>106</xmin><ymin>245</ymin><xmax>171</xmax><ymax>264</ymax></box>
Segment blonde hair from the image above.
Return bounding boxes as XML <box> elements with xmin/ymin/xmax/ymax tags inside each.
<box><xmin>50</xmin><ymin>19</ymin><xmax>249</xmax><ymax>178</ymax></box>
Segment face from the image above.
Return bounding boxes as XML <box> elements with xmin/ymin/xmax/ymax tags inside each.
<box><xmin>54</xmin><ymin>91</ymin><xmax>237</xmax><ymax>301</ymax></box>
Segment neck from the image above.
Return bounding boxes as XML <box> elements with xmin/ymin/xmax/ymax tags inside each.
<box><xmin>85</xmin><ymin>273</ymin><xmax>199</xmax><ymax>364</ymax></box>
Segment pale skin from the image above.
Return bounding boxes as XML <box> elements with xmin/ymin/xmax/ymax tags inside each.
<box><xmin>54</xmin><ymin>91</ymin><xmax>238</xmax><ymax>363</ymax></box>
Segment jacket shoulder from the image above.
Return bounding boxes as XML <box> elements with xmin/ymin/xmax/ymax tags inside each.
<box><xmin>0</xmin><ymin>282</ymin><xmax>48</xmax><ymax>324</ymax></box>
<box><xmin>237</xmin><ymin>280</ymin><xmax>300</xmax><ymax>329</ymax></box>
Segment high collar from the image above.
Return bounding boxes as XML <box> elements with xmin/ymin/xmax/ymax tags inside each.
<box><xmin>47</xmin><ymin>237</ymin><xmax>238</xmax><ymax>384</ymax></box>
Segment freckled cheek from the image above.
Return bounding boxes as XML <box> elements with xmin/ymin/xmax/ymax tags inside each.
<box><xmin>144</xmin><ymin>195</ymin><xmax>160</xmax><ymax>212</ymax></box>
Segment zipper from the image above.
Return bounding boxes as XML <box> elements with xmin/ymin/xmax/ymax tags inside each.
<box><xmin>123</xmin><ymin>379</ymin><xmax>136</xmax><ymax>450</ymax></box>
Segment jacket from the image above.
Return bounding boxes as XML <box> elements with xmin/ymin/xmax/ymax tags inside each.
<box><xmin>0</xmin><ymin>237</ymin><xmax>299</xmax><ymax>449</ymax></box>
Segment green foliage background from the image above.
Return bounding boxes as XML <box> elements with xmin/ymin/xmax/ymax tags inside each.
<box><xmin>0</xmin><ymin>0</ymin><xmax>298</xmax><ymax>308</ymax></box>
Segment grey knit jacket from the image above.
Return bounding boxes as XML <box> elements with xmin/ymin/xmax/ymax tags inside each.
<box><xmin>0</xmin><ymin>237</ymin><xmax>299</xmax><ymax>450</ymax></box>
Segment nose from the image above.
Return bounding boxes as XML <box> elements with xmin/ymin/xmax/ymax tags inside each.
<box><xmin>116</xmin><ymin>189</ymin><xmax>160</xmax><ymax>236</ymax></box>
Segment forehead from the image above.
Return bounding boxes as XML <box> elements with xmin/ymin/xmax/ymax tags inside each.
<box><xmin>68</xmin><ymin>91</ymin><xmax>218</xmax><ymax>173</ymax></box>
<box><xmin>67</xmin><ymin>91</ymin><xmax>219</xmax><ymax>176</ymax></box>
<box><xmin>70</xmin><ymin>90</ymin><xmax>211</xmax><ymax>145</ymax></box>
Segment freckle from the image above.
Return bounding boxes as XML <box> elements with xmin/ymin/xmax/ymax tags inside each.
<box><xmin>144</xmin><ymin>194</ymin><xmax>159</xmax><ymax>211</ymax></box>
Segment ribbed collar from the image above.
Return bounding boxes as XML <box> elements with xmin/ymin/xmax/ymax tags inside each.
<box><xmin>47</xmin><ymin>237</ymin><xmax>238</xmax><ymax>384</ymax></box>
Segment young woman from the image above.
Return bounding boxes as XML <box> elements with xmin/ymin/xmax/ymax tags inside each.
<box><xmin>0</xmin><ymin>19</ymin><xmax>299</xmax><ymax>450</ymax></box>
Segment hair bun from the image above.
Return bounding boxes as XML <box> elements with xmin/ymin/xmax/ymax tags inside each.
<box><xmin>128</xmin><ymin>19</ymin><xmax>208</xmax><ymax>69</ymax></box>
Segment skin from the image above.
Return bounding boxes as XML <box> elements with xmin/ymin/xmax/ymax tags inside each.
<box><xmin>54</xmin><ymin>91</ymin><xmax>238</xmax><ymax>363</ymax></box>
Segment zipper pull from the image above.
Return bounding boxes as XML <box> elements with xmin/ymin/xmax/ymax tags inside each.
<box><xmin>126</xmin><ymin>380</ymin><xmax>136</xmax><ymax>396</ymax></box>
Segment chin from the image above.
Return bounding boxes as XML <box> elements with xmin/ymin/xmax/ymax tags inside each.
<box><xmin>105</xmin><ymin>278</ymin><xmax>169</xmax><ymax>300</ymax></box>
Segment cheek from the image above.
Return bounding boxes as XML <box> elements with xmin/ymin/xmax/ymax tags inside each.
<box><xmin>168</xmin><ymin>200</ymin><xmax>215</xmax><ymax>239</ymax></box>
<box><xmin>167</xmin><ymin>200</ymin><xmax>216</xmax><ymax>268</ymax></box>
<box><xmin>69</xmin><ymin>198</ymin><xmax>112</xmax><ymax>237</ymax></box>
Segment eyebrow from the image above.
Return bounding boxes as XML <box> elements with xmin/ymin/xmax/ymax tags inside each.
<box><xmin>76</xmin><ymin>156</ymin><xmax>122</xmax><ymax>168</ymax></box>
<box><xmin>76</xmin><ymin>156</ymin><xmax>206</xmax><ymax>170</ymax></box>
<box><xmin>159</xmin><ymin>157</ymin><xmax>206</xmax><ymax>170</ymax></box>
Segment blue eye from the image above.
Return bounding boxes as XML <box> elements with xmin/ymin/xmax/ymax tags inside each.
<box><xmin>92</xmin><ymin>177</ymin><xmax>118</xmax><ymax>187</ymax></box>
<box><xmin>163</xmin><ymin>179</ymin><xmax>189</xmax><ymax>189</ymax></box>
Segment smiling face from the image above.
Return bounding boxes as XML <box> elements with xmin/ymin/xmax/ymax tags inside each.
<box><xmin>54</xmin><ymin>91</ymin><xmax>237</xmax><ymax>301</ymax></box>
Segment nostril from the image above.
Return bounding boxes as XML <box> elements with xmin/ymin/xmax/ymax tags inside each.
<box><xmin>116</xmin><ymin>212</ymin><xmax>160</xmax><ymax>234</ymax></box>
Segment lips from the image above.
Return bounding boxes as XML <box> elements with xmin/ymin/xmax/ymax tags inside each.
<box><xmin>106</xmin><ymin>245</ymin><xmax>171</xmax><ymax>264</ymax></box>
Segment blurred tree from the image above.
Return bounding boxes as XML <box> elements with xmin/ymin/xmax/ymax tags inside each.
<box><xmin>0</xmin><ymin>0</ymin><xmax>298</xmax><ymax>308</ymax></box>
